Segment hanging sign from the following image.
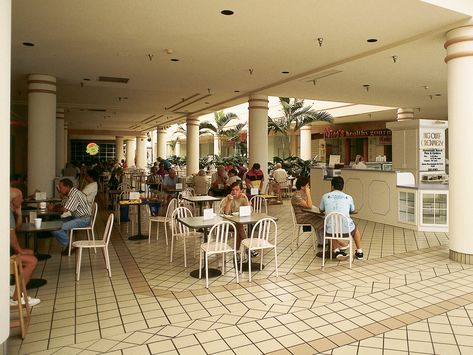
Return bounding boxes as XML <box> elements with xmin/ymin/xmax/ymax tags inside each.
<box><xmin>419</xmin><ymin>128</ymin><xmax>445</xmax><ymax>171</ymax></box>
<box><xmin>86</xmin><ymin>142</ymin><xmax>99</xmax><ymax>155</ymax></box>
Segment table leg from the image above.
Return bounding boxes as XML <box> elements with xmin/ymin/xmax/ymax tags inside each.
<box><xmin>128</xmin><ymin>203</ymin><xmax>148</xmax><ymax>241</ymax></box>
<box><xmin>33</xmin><ymin>232</ymin><xmax>52</xmax><ymax>260</ymax></box>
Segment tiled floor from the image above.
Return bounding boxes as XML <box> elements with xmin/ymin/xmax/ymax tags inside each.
<box><xmin>9</xmin><ymin>195</ymin><xmax>472</xmax><ymax>355</ymax></box>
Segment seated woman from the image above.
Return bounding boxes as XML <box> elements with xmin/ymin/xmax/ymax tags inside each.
<box><xmin>220</xmin><ymin>181</ymin><xmax>252</xmax><ymax>255</ymax></box>
<box><xmin>291</xmin><ymin>176</ymin><xmax>324</xmax><ymax>246</ymax></box>
<box><xmin>193</xmin><ymin>169</ymin><xmax>209</xmax><ymax>195</ymax></box>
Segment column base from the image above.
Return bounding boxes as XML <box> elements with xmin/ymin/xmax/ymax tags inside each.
<box><xmin>449</xmin><ymin>249</ymin><xmax>473</xmax><ymax>264</ymax></box>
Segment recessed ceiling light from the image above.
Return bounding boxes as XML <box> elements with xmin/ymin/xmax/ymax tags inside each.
<box><xmin>281</xmin><ymin>71</ymin><xmax>290</xmax><ymax>74</ymax></box>
<box><xmin>234</xmin><ymin>90</ymin><xmax>240</xmax><ymax>93</ymax></box>
<box><xmin>367</xmin><ymin>38</ymin><xmax>378</xmax><ymax>43</ymax></box>
<box><xmin>22</xmin><ymin>42</ymin><xmax>35</xmax><ymax>47</ymax></box>
<box><xmin>170</xmin><ymin>58</ymin><xmax>179</xmax><ymax>62</ymax></box>
<box><xmin>83</xmin><ymin>78</ymin><xmax>91</xmax><ymax>81</ymax></box>
<box><xmin>435</xmin><ymin>93</ymin><xmax>442</xmax><ymax>97</ymax></box>
<box><xmin>221</xmin><ymin>9</ymin><xmax>234</xmax><ymax>15</ymax></box>
<box><xmin>204</xmin><ymin>102</ymin><xmax>210</xmax><ymax>104</ymax></box>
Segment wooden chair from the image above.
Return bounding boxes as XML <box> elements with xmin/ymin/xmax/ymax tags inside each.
<box><xmin>10</xmin><ymin>255</ymin><xmax>31</xmax><ymax>339</ymax></box>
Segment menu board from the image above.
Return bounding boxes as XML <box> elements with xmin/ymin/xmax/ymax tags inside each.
<box><xmin>419</xmin><ymin>128</ymin><xmax>445</xmax><ymax>172</ymax></box>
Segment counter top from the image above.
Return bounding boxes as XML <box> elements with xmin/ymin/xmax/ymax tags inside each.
<box><xmin>397</xmin><ymin>183</ymin><xmax>449</xmax><ymax>191</ymax></box>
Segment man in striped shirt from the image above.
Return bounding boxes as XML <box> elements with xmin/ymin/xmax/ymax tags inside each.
<box><xmin>49</xmin><ymin>178</ymin><xmax>91</xmax><ymax>255</ymax></box>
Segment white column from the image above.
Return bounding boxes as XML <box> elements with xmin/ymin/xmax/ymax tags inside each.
<box><xmin>151</xmin><ymin>130</ymin><xmax>157</xmax><ymax>162</ymax></box>
<box><xmin>56</xmin><ymin>108</ymin><xmax>65</xmax><ymax>175</ymax></box>
<box><xmin>135</xmin><ymin>135</ymin><xmax>147</xmax><ymax>169</ymax></box>
<box><xmin>248</xmin><ymin>94</ymin><xmax>269</xmax><ymax>180</ymax></box>
<box><xmin>396</xmin><ymin>108</ymin><xmax>415</xmax><ymax>121</ymax></box>
<box><xmin>115</xmin><ymin>136</ymin><xmax>124</xmax><ymax>162</ymax></box>
<box><xmin>213</xmin><ymin>134</ymin><xmax>219</xmax><ymax>157</ymax></box>
<box><xmin>300</xmin><ymin>125</ymin><xmax>312</xmax><ymax>160</ymax></box>
<box><xmin>156</xmin><ymin>127</ymin><xmax>167</xmax><ymax>159</ymax></box>
<box><xmin>64</xmin><ymin>122</ymin><xmax>68</xmax><ymax>164</ymax></box>
<box><xmin>445</xmin><ymin>25</ymin><xmax>473</xmax><ymax>263</ymax></box>
<box><xmin>27</xmin><ymin>74</ymin><xmax>56</xmax><ymax>196</ymax></box>
<box><xmin>0</xmin><ymin>0</ymin><xmax>11</xmax><ymax>343</ymax></box>
<box><xmin>186</xmin><ymin>116</ymin><xmax>200</xmax><ymax>175</ymax></box>
<box><xmin>125</xmin><ymin>138</ymin><xmax>136</xmax><ymax>168</ymax></box>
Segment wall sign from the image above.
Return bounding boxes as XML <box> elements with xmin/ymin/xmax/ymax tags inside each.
<box><xmin>324</xmin><ymin>128</ymin><xmax>392</xmax><ymax>138</ymax></box>
<box><xmin>419</xmin><ymin>128</ymin><xmax>445</xmax><ymax>171</ymax></box>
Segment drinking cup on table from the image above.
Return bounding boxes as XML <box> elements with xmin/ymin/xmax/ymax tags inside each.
<box><xmin>34</xmin><ymin>218</ymin><xmax>42</xmax><ymax>229</ymax></box>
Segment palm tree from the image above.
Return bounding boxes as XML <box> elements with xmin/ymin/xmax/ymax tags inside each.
<box><xmin>221</xmin><ymin>123</ymin><xmax>247</xmax><ymax>157</ymax></box>
<box><xmin>200</xmin><ymin>110</ymin><xmax>238</xmax><ymax>157</ymax></box>
<box><xmin>268</xmin><ymin>97</ymin><xmax>332</xmax><ymax>157</ymax></box>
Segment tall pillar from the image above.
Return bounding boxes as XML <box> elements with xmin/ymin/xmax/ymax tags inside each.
<box><xmin>115</xmin><ymin>136</ymin><xmax>124</xmax><ymax>162</ymax></box>
<box><xmin>248</xmin><ymin>94</ymin><xmax>269</xmax><ymax>181</ymax></box>
<box><xmin>125</xmin><ymin>138</ymin><xmax>136</xmax><ymax>168</ymax></box>
<box><xmin>175</xmin><ymin>140</ymin><xmax>181</xmax><ymax>157</ymax></box>
<box><xmin>397</xmin><ymin>108</ymin><xmax>415</xmax><ymax>121</ymax></box>
<box><xmin>445</xmin><ymin>25</ymin><xmax>473</xmax><ymax>263</ymax></box>
<box><xmin>1</xmin><ymin>0</ymin><xmax>11</xmax><ymax>343</ymax></box>
<box><xmin>56</xmin><ymin>108</ymin><xmax>65</xmax><ymax>175</ymax></box>
<box><xmin>156</xmin><ymin>127</ymin><xmax>167</xmax><ymax>159</ymax></box>
<box><xmin>186</xmin><ymin>116</ymin><xmax>199</xmax><ymax>175</ymax></box>
<box><xmin>135</xmin><ymin>135</ymin><xmax>147</xmax><ymax>169</ymax></box>
<box><xmin>27</xmin><ymin>74</ymin><xmax>56</xmax><ymax>196</ymax></box>
<box><xmin>300</xmin><ymin>125</ymin><xmax>312</xmax><ymax>160</ymax></box>
<box><xmin>64</xmin><ymin>122</ymin><xmax>69</xmax><ymax>164</ymax></box>
<box><xmin>151</xmin><ymin>130</ymin><xmax>157</xmax><ymax>163</ymax></box>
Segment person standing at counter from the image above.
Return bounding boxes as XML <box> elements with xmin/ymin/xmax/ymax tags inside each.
<box><xmin>319</xmin><ymin>176</ymin><xmax>364</xmax><ymax>260</ymax></box>
<box><xmin>291</xmin><ymin>176</ymin><xmax>324</xmax><ymax>246</ymax></box>
<box><xmin>353</xmin><ymin>155</ymin><xmax>367</xmax><ymax>169</ymax></box>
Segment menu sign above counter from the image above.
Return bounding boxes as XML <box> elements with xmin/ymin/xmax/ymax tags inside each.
<box><xmin>419</xmin><ymin>128</ymin><xmax>446</xmax><ymax>172</ymax></box>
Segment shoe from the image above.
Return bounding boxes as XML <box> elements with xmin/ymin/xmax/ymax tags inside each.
<box><xmin>335</xmin><ymin>250</ymin><xmax>348</xmax><ymax>260</ymax></box>
<box><xmin>354</xmin><ymin>251</ymin><xmax>364</xmax><ymax>260</ymax></box>
<box><xmin>250</xmin><ymin>250</ymin><xmax>259</xmax><ymax>258</ymax></box>
<box><xmin>10</xmin><ymin>296</ymin><xmax>41</xmax><ymax>307</ymax></box>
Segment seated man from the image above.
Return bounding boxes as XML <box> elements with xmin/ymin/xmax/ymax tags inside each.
<box><xmin>162</xmin><ymin>168</ymin><xmax>179</xmax><ymax>202</ymax></box>
<box><xmin>193</xmin><ymin>169</ymin><xmax>209</xmax><ymax>196</ymax></box>
<box><xmin>226</xmin><ymin>168</ymin><xmax>241</xmax><ymax>186</ymax></box>
<box><xmin>291</xmin><ymin>176</ymin><xmax>324</xmax><ymax>246</ymax></box>
<box><xmin>319</xmin><ymin>176</ymin><xmax>364</xmax><ymax>260</ymax></box>
<box><xmin>221</xmin><ymin>181</ymin><xmax>257</xmax><ymax>258</ymax></box>
<box><xmin>82</xmin><ymin>169</ymin><xmax>99</xmax><ymax>207</ymax></box>
<box><xmin>268</xmin><ymin>163</ymin><xmax>288</xmax><ymax>203</ymax></box>
<box><xmin>208</xmin><ymin>165</ymin><xmax>228</xmax><ymax>196</ymax></box>
<box><xmin>146</xmin><ymin>166</ymin><xmax>161</xmax><ymax>191</ymax></box>
<box><xmin>49</xmin><ymin>178</ymin><xmax>91</xmax><ymax>255</ymax></box>
<box><xmin>10</xmin><ymin>188</ymin><xmax>41</xmax><ymax>306</ymax></box>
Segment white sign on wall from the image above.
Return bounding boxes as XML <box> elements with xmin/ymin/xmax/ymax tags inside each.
<box><xmin>419</xmin><ymin>128</ymin><xmax>445</xmax><ymax>172</ymax></box>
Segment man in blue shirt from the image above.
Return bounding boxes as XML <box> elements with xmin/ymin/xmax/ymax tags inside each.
<box><xmin>320</xmin><ymin>176</ymin><xmax>364</xmax><ymax>260</ymax></box>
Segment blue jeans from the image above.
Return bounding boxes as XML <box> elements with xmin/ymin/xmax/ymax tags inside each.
<box><xmin>52</xmin><ymin>216</ymin><xmax>91</xmax><ymax>247</ymax></box>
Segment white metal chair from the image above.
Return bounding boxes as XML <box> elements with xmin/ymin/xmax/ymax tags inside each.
<box><xmin>199</xmin><ymin>221</ymin><xmax>239</xmax><ymax>288</ymax></box>
<box><xmin>74</xmin><ymin>213</ymin><xmax>114</xmax><ymax>281</ymax></box>
<box><xmin>290</xmin><ymin>205</ymin><xmax>316</xmax><ymax>251</ymax></box>
<box><xmin>170</xmin><ymin>207</ymin><xmax>204</xmax><ymax>267</ymax></box>
<box><xmin>322</xmin><ymin>212</ymin><xmax>353</xmax><ymax>269</ymax></box>
<box><xmin>279</xmin><ymin>180</ymin><xmax>291</xmax><ymax>198</ymax></box>
<box><xmin>148</xmin><ymin>198</ymin><xmax>177</xmax><ymax>245</ymax></box>
<box><xmin>68</xmin><ymin>202</ymin><xmax>98</xmax><ymax>256</ymax></box>
<box><xmin>250</xmin><ymin>195</ymin><xmax>268</xmax><ymax>214</ymax></box>
<box><xmin>240</xmin><ymin>217</ymin><xmax>278</xmax><ymax>282</ymax></box>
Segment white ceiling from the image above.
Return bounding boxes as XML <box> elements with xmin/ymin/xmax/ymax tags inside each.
<box><xmin>10</xmin><ymin>0</ymin><xmax>472</xmax><ymax>135</ymax></box>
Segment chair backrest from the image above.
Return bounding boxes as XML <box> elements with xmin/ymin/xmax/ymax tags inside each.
<box><xmin>118</xmin><ymin>182</ymin><xmax>131</xmax><ymax>191</ymax></box>
<box><xmin>119</xmin><ymin>190</ymin><xmax>130</xmax><ymax>200</ymax></box>
<box><xmin>290</xmin><ymin>204</ymin><xmax>298</xmax><ymax>225</ymax></box>
<box><xmin>206</xmin><ymin>221</ymin><xmax>237</xmax><ymax>252</ymax></box>
<box><xmin>323</xmin><ymin>212</ymin><xmax>352</xmax><ymax>239</ymax></box>
<box><xmin>250</xmin><ymin>217</ymin><xmax>277</xmax><ymax>245</ymax></box>
<box><xmin>183</xmin><ymin>187</ymin><xmax>195</xmax><ymax>196</ymax></box>
<box><xmin>171</xmin><ymin>206</ymin><xmax>193</xmax><ymax>235</ymax></box>
<box><xmin>166</xmin><ymin>198</ymin><xmax>178</xmax><ymax>220</ymax></box>
<box><xmin>214</xmin><ymin>199</ymin><xmax>226</xmax><ymax>214</ymax></box>
<box><xmin>103</xmin><ymin>213</ymin><xmax>115</xmax><ymax>245</ymax></box>
<box><xmin>90</xmin><ymin>202</ymin><xmax>98</xmax><ymax>228</ymax></box>
<box><xmin>250</xmin><ymin>195</ymin><xmax>267</xmax><ymax>214</ymax></box>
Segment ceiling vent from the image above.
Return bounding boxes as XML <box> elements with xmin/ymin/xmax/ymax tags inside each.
<box><xmin>98</xmin><ymin>76</ymin><xmax>129</xmax><ymax>84</ymax></box>
<box><xmin>87</xmin><ymin>108</ymin><xmax>107</xmax><ymax>112</ymax></box>
<box><xmin>301</xmin><ymin>69</ymin><xmax>342</xmax><ymax>83</ymax></box>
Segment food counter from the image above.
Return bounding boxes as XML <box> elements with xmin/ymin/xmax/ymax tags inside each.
<box><xmin>310</xmin><ymin>167</ymin><xmax>448</xmax><ymax>232</ymax></box>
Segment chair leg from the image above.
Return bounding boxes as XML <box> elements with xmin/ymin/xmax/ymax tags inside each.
<box><xmin>311</xmin><ymin>228</ymin><xmax>316</xmax><ymax>251</ymax></box>
<box><xmin>239</xmin><ymin>245</ymin><xmax>243</xmax><ymax>274</ymax></box>
<box><xmin>274</xmin><ymin>247</ymin><xmax>279</xmax><ymax>277</ymax></box>
<box><xmin>205</xmin><ymin>253</ymin><xmax>209</xmax><ymax>288</ymax></box>
<box><xmin>222</xmin><ymin>254</ymin><xmax>225</xmax><ymax>275</ymax></box>
<box><xmin>233</xmin><ymin>251</ymin><xmax>239</xmax><ymax>283</ymax></box>
<box><xmin>183</xmin><ymin>238</ymin><xmax>187</xmax><ymax>267</ymax></box>
<box><xmin>76</xmin><ymin>248</ymin><xmax>83</xmax><ymax>281</ymax></box>
<box><xmin>170</xmin><ymin>235</ymin><xmax>174</xmax><ymax>263</ymax></box>
<box><xmin>91</xmin><ymin>229</ymin><xmax>96</xmax><ymax>254</ymax></box>
<box><xmin>260</xmin><ymin>250</ymin><xmax>263</xmax><ymax>270</ymax></box>
<box><xmin>104</xmin><ymin>246</ymin><xmax>112</xmax><ymax>277</ymax></box>
<box><xmin>199</xmin><ymin>249</ymin><xmax>203</xmax><ymax>279</ymax></box>
<box><xmin>156</xmin><ymin>220</ymin><xmax>160</xmax><ymax>242</ymax></box>
<box><xmin>68</xmin><ymin>230</ymin><xmax>74</xmax><ymax>256</ymax></box>
<box><xmin>248</xmin><ymin>248</ymin><xmax>252</xmax><ymax>282</ymax></box>
<box><xmin>322</xmin><ymin>239</ymin><xmax>326</xmax><ymax>268</ymax></box>
<box><xmin>148</xmin><ymin>221</ymin><xmax>152</xmax><ymax>244</ymax></box>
